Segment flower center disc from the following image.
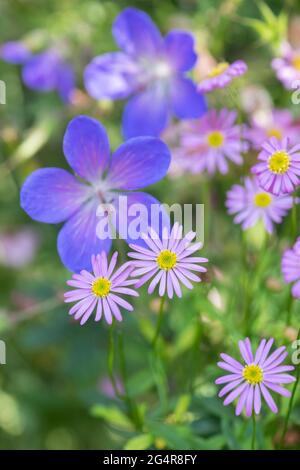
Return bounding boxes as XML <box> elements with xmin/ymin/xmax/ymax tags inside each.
<box><xmin>207</xmin><ymin>62</ymin><xmax>229</xmax><ymax>78</ymax></box>
<box><xmin>254</xmin><ymin>192</ymin><xmax>272</xmax><ymax>208</ymax></box>
<box><xmin>157</xmin><ymin>250</ymin><xmax>177</xmax><ymax>270</ymax></box>
<box><xmin>207</xmin><ymin>131</ymin><xmax>224</xmax><ymax>148</ymax></box>
<box><xmin>292</xmin><ymin>55</ymin><xmax>300</xmax><ymax>71</ymax></box>
<box><xmin>267</xmin><ymin>127</ymin><xmax>282</xmax><ymax>140</ymax></box>
<box><xmin>243</xmin><ymin>364</ymin><xmax>263</xmax><ymax>385</ymax></box>
<box><xmin>92</xmin><ymin>277</ymin><xmax>111</xmax><ymax>297</ymax></box>
<box><xmin>268</xmin><ymin>150</ymin><xmax>290</xmax><ymax>174</ymax></box>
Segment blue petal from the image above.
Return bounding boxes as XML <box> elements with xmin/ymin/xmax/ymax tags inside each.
<box><xmin>57</xmin><ymin>63</ymin><xmax>75</xmax><ymax>103</ymax></box>
<box><xmin>63</xmin><ymin>115</ymin><xmax>110</xmax><ymax>183</ymax></box>
<box><xmin>84</xmin><ymin>52</ymin><xmax>139</xmax><ymax>100</ymax></box>
<box><xmin>164</xmin><ymin>31</ymin><xmax>197</xmax><ymax>72</ymax></box>
<box><xmin>22</xmin><ymin>50</ymin><xmax>61</xmax><ymax>91</ymax></box>
<box><xmin>0</xmin><ymin>41</ymin><xmax>31</xmax><ymax>64</ymax></box>
<box><xmin>122</xmin><ymin>85</ymin><xmax>169</xmax><ymax>138</ymax></box>
<box><xmin>57</xmin><ymin>198</ymin><xmax>112</xmax><ymax>272</ymax></box>
<box><xmin>170</xmin><ymin>76</ymin><xmax>207</xmax><ymax>119</ymax></box>
<box><xmin>112</xmin><ymin>7</ymin><xmax>163</xmax><ymax>58</ymax></box>
<box><xmin>107</xmin><ymin>136</ymin><xmax>171</xmax><ymax>190</ymax></box>
<box><xmin>20</xmin><ymin>168</ymin><xmax>89</xmax><ymax>223</ymax></box>
<box><xmin>113</xmin><ymin>192</ymin><xmax>170</xmax><ymax>246</ymax></box>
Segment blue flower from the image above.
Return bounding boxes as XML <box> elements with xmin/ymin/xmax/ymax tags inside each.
<box><xmin>0</xmin><ymin>42</ymin><xmax>75</xmax><ymax>103</ymax></box>
<box><xmin>84</xmin><ymin>7</ymin><xmax>207</xmax><ymax>138</ymax></box>
<box><xmin>20</xmin><ymin>116</ymin><xmax>171</xmax><ymax>272</ymax></box>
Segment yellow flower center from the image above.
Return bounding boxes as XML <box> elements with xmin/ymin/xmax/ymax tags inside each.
<box><xmin>243</xmin><ymin>364</ymin><xmax>263</xmax><ymax>385</ymax></box>
<box><xmin>292</xmin><ymin>55</ymin><xmax>300</xmax><ymax>71</ymax></box>
<box><xmin>207</xmin><ymin>62</ymin><xmax>229</xmax><ymax>78</ymax></box>
<box><xmin>207</xmin><ymin>131</ymin><xmax>224</xmax><ymax>148</ymax></box>
<box><xmin>267</xmin><ymin>127</ymin><xmax>282</xmax><ymax>140</ymax></box>
<box><xmin>156</xmin><ymin>250</ymin><xmax>177</xmax><ymax>270</ymax></box>
<box><xmin>254</xmin><ymin>192</ymin><xmax>272</xmax><ymax>208</ymax></box>
<box><xmin>268</xmin><ymin>150</ymin><xmax>290</xmax><ymax>174</ymax></box>
<box><xmin>92</xmin><ymin>277</ymin><xmax>111</xmax><ymax>298</ymax></box>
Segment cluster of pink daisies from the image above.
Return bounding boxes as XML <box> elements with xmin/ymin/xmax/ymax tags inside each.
<box><xmin>63</xmin><ymin>47</ymin><xmax>300</xmax><ymax>421</ymax></box>
<box><xmin>64</xmin><ymin>223</ymin><xmax>208</xmax><ymax>325</ymax></box>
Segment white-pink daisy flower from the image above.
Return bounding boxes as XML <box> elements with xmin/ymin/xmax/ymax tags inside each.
<box><xmin>171</xmin><ymin>109</ymin><xmax>248</xmax><ymax>175</ymax></box>
<box><xmin>198</xmin><ymin>60</ymin><xmax>247</xmax><ymax>93</ymax></box>
<box><xmin>251</xmin><ymin>137</ymin><xmax>300</xmax><ymax>195</ymax></box>
<box><xmin>128</xmin><ymin>223</ymin><xmax>208</xmax><ymax>299</ymax></box>
<box><xmin>226</xmin><ymin>176</ymin><xmax>294</xmax><ymax>234</ymax></box>
<box><xmin>64</xmin><ymin>251</ymin><xmax>138</xmax><ymax>325</ymax></box>
<box><xmin>216</xmin><ymin>338</ymin><xmax>295</xmax><ymax>417</ymax></box>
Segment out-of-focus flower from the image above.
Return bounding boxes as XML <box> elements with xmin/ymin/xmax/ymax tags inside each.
<box><xmin>0</xmin><ymin>40</ymin><xmax>31</xmax><ymax>64</ymax></box>
<box><xmin>246</xmin><ymin>109</ymin><xmax>300</xmax><ymax>149</ymax></box>
<box><xmin>226</xmin><ymin>177</ymin><xmax>294</xmax><ymax>234</ymax></box>
<box><xmin>251</xmin><ymin>137</ymin><xmax>300</xmax><ymax>195</ymax></box>
<box><xmin>216</xmin><ymin>337</ymin><xmax>295</xmax><ymax>416</ymax></box>
<box><xmin>64</xmin><ymin>252</ymin><xmax>138</xmax><ymax>325</ymax></box>
<box><xmin>0</xmin><ymin>228</ymin><xmax>39</xmax><ymax>268</ymax></box>
<box><xmin>128</xmin><ymin>223</ymin><xmax>208</xmax><ymax>299</ymax></box>
<box><xmin>84</xmin><ymin>7</ymin><xmax>207</xmax><ymax>139</ymax></box>
<box><xmin>272</xmin><ymin>42</ymin><xmax>300</xmax><ymax>90</ymax></box>
<box><xmin>198</xmin><ymin>60</ymin><xmax>247</xmax><ymax>93</ymax></box>
<box><xmin>0</xmin><ymin>41</ymin><xmax>75</xmax><ymax>102</ymax></box>
<box><xmin>281</xmin><ymin>237</ymin><xmax>300</xmax><ymax>298</ymax></box>
<box><xmin>20</xmin><ymin>115</ymin><xmax>170</xmax><ymax>272</ymax></box>
<box><xmin>99</xmin><ymin>376</ymin><xmax>124</xmax><ymax>398</ymax></box>
<box><xmin>170</xmin><ymin>109</ymin><xmax>248</xmax><ymax>175</ymax></box>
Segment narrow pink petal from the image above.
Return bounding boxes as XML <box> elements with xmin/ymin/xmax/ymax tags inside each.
<box><xmin>260</xmin><ymin>382</ymin><xmax>278</xmax><ymax>413</ymax></box>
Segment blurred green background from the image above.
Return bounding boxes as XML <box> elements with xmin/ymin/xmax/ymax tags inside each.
<box><xmin>0</xmin><ymin>0</ymin><xmax>300</xmax><ymax>450</ymax></box>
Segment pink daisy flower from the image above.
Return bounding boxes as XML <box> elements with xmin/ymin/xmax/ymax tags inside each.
<box><xmin>272</xmin><ymin>42</ymin><xmax>300</xmax><ymax>90</ymax></box>
<box><xmin>128</xmin><ymin>223</ymin><xmax>208</xmax><ymax>299</ymax></box>
<box><xmin>251</xmin><ymin>137</ymin><xmax>300</xmax><ymax>195</ymax></box>
<box><xmin>281</xmin><ymin>237</ymin><xmax>300</xmax><ymax>299</ymax></box>
<box><xmin>198</xmin><ymin>60</ymin><xmax>247</xmax><ymax>93</ymax></box>
<box><xmin>216</xmin><ymin>338</ymin><xmax>295</xmax><ymax>417</ymax></box>
<box><xmin>171</xmin><ymin>109</ymin><xmax>248</xmax><ymax>175</ymax></box>
<box><xmin>246</xmin><ymin>109</ymin><xmax>300</xmax><ymax>150</ymax></box>
<box><xmin>64</xmin><ymin>251</ymin><xmax>138</xmax><ymax>325</ymax></box>
<box><xmin>226</xmin><ymin>176</ymin><xmax>294</xmax><ymax>234</ymax></box>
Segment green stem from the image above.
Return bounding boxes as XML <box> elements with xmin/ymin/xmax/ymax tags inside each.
<box><xmin>118</xmin><ymin>332</ymin><xmax>142</xmax><ymax>430</ymax></box>
<box><xmin>107</xmin><ymin>324</ymin><xmax>122</xmax><ymax>399</ymax></box>
<box><xmin>251</xmin><ymin>413</ymin><xmax>256</xmax><ymax>450</ymax></box>
<box><xmin>285</xmin><ymin>292</ymin><xmax>294</xmax><ymax>327</ymax></box>
<box><xmin>280</xmin><ymin>327</ymin><xmax>300</xmax><ymax>449</ymax></box>
<box><xmin>241</xmin><ymin>234</ymin><xmax>251</xmax><ymax>335</ymax></box>
<box><xmin>152</xmin><ymin>295</ymin><xmax>166</xmax><ymax>348</ymax></box>
<box><xmin>292</xmin><ymin>195</ymin><xmax>297</xmax><ymax>241</ymax></box>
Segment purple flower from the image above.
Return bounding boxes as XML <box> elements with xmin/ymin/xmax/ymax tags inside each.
<box><xmin>226</xmin><ymin>177</ymin><xmax>294</xmax><ymax>234</ymax></box>
<box><xmin>198</xmin><ymin>60</ymin><xmax>247</xmax><ymax>93</ymax></box>
<box><xmin>1</xmin><ymin>42</ymin><xmax>75</xmax><ymax>102</ymax></box>
<box><xmin>64</xmin><ymin>252</ymin><xmax>138</xmax><ymax>325</ymax></box>
<box><xmin>170</xmin><ymin>109</ymin><xmax>247</xmax><ymax>175</ymax></box>
<box><xmin>246</xmin><ymin>109</ymin><xmax>300</xmax><ymax>150</ymax></box>
<box><xmin>20</xmin><ymin>115</ymin><xmax>171</xmax><ymax>272</ymax></box>
<box><xmin>281</xmin><ymin>237</ymin><xmax>300</xmax><ymax>299</ymax></box>
<box><xmin>84</xmin><ymin>7</ymin><xmax>207</xmax><ymax>139</ymax></box>
<box><xmin>128</xmin><ymin>223</ymin><xmax>208</xmax><ymax>299</ymax></box>
<box><xmin>272</xmin><ymin>42</ymin><xmax>300</xmax><ymax>90</ymax></box>
<box><xmin>0</xmin><ymin>40</ymin><xmax>31</xmax><ymax>64</ymax></box>
<box><xmin>216</xmin><ymin>338</ymin><xmax>295</xmax><ymax>417</ymax></box>
<box><xmin>251</xmin><ymin>137</ymin><xmax>300</xmax><ymax>195</ymax></box>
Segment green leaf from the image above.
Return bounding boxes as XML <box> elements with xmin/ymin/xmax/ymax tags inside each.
<box><xmin>90</xmin><ymin>404</ymin><xmax>133</xmax><ymax>430</ymax></box>
<box><xmin>124</xmin><ymin>434</ymin><xmax>153</xmax><ymax>450</ymax></box>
